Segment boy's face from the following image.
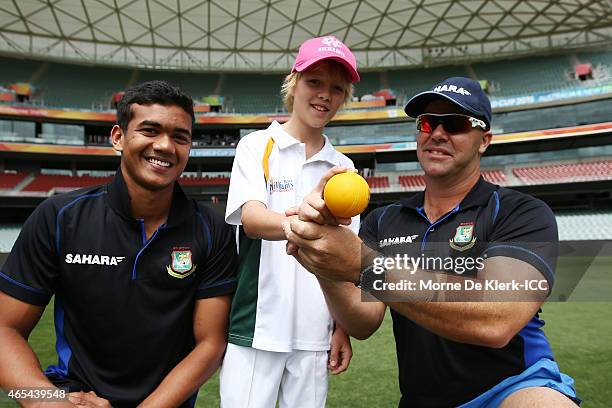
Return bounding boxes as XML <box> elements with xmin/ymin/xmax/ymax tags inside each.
<box><xmin>291</xmin><ymin>61</ymin><xmax>349</xmax><ymax>129</ymax></box>
<box><xmin>111</xmin><ymin>103</ymin><xmax>192</xmax><ymax>191</ymax></box>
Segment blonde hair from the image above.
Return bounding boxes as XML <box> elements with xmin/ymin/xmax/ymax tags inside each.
<box><xmin>281</xmin><ymin>60</ymin><xmax>354</xmax><ymax>113</ymax></box>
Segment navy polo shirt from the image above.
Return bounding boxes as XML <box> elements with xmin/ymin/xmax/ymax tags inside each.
<box><xmin>0</xmin><ymin>170</ymin><xmax>238</xmax><ymax>407</ymax></box>
<box><xmin>360</xmin><ymin>177</ymin><xmax>559</xmax><ymax>407</ymax></box>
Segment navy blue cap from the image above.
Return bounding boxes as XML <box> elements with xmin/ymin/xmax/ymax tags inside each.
<box><xmin>404</xmin><ymin>77</ymin><xmax>492</xmax><ymax>129</ymax></box>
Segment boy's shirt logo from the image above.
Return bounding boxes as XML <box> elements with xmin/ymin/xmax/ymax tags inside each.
<box><xmin>167</xmin><ymin>247</ymin><xmax>197</xmax><ymax>279</ymax></box>
<box><xmin>268</xmin><ymin>177</ymin><xmax>295</xmax><ymax>194</ymax></box>
<box><xmin>449</xmin><ymin>222</ymin><xmax>477</xmax><ymax>251</ymax></box>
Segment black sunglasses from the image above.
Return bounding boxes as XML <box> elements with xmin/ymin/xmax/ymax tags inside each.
<box><xmin>416</xmin><ymin>114</ymin><xmax>487</xmax><ymax>134</ymax></box>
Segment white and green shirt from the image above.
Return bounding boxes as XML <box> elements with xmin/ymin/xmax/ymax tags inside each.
<box><xmin>225</xmin><ymin>121</ymin><xmax>359</xmax><ymax>352</ymax></box>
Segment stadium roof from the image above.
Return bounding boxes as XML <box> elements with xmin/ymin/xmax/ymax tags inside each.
<box><xmin>1</xmin><ymin>0</ymin><xmax>611</xmax><ymax>72</ymax></box>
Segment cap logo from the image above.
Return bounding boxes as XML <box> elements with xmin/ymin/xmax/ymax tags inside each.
<box><xmin>434</xmin><ymin>84</ymin><xmax>471</xmax><ymax>96</ymax></box>
<box><xmin>318</xmin><ymin>36</ymin><xmax>346</xmax><ymax>58</ymax></box>
<box><xmin>321</xmin><ymin>36</ymin><xmax>343</xmax><ymax>48</ymax></box>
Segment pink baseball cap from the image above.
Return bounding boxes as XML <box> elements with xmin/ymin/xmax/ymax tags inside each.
<box><xmin>292</xmin><ymin>35</ymin><xmax>360</xmax><ymax>83</ymax></box>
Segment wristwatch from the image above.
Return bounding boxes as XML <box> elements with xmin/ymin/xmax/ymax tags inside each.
<box><xmin>356</xmin><ymin>256</ymin><xmax>386</xmax><ymax>292</ymax></box>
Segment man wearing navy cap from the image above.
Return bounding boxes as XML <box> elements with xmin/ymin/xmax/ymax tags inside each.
<box><xmin>281</xmin><ymin>77</ymin><xmax>580</xmax><ymax>407</ymax></box>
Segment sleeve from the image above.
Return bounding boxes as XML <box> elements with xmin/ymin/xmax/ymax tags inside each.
<box><xmin>359</xmin><ymin>207</ymin><xmax>384</xmax><ymax>251</ymax></box>
<box><xmin>483</xmin><ymin>194</ymin><xmax>558</xmax><ymax>286</ymax></box>
<box><xmin>348</xmin><ymin>214</ymin><xmax>360</xmax><ymax>234</ymax></box>
<box><xmin>225</xmin><ymin>135</ymin><xmax>268</xmax><ymax>225</ymax></box>
<box><xmin>0</xmin><ymin>200</ymin><xmax>59</xmax><ymax>306</ymax></box>
<box><xmin>196</xmin><ymin>208</ymin><xmax>239</xmax><ymax>299</ymax></box>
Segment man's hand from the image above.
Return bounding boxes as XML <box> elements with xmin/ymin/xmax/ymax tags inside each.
<box><xmin>328</xmin><ymin>325</ymin><xmax>352</xmax><ymax>375</ymax></box>
<box><xmin>68</xmin><ymin>391</ymin><xmax>111</xmax><ymax>407</ymax></box>
<box><xmin>287</xmin><ymin>166</ymin><xmax>352</xmax><ymax>226</ymax></box>
<box><xmin>282</xmin><ymin>216</ymin><xmax>363</xmax><ymax>284</ymax></box>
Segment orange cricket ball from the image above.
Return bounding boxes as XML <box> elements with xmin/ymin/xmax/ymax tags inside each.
<box><xmin>323</xmin><ymin>172</ymin><xmax>371</xmax><ymax>218</ymax></box>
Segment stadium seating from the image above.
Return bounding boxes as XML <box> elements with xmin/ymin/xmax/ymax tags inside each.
<box><xmin>22</xmin><ymin>174</ymin><xmax>113</xmax><ymax>192</ymax></box>
<box><xmin>512</xmin><ymin>160</ymin><xmax>612</xmax><ymax>185</ymax></box>
<box><xmin>0</xmin><ymin>172</ymin><xmax>28</xmax><ymax>190</ymax></box>
<box><xmin>2</xmin><ymin>51</ymin><xmax>612</xmax><ymax>113</ymax></box>
<box><xmin>387</xmin><ymin>65</ymin><xmax>469</xmax><ymax>100</ymax></box>
<box><xmin>178</xmin><ymin>175</ymin><xmax>230</xmax><ymax>186</ymax></box>
<box><xmin>221</xmin><ymin>73</ymin><xmax>285</xmax><ymax>113</ymax></box>
<box><xmin>0</xmin><ymin>224</ymin><xmax>21</xmax><ymax>252</ymax></box>
<box><xmin>0</xmin><ymin>56</ymin><xmax>41</xmax><ymax>86</ymax></box>
<box><xmin>138</xmin><ymin>70</ymin><xmax>218</xmax><ymax>102</ymax></box>
<box><xmin>37</xmin><ymin>62</ymin><xmax>129</xmax><ymax>108</ymax></box>
<box><xmin>482</xmin><ymin>169</ymin><xmax>507</xmax><ymax>185</ymax></box>
<box><xmin>473</xmin><ymin>54</ymin><xmax>572</xmax><ymax>97</ymax></box>
<box><xmin>397</xmin><ymin>170</ymin><xmax>506</xmax><ymax>191</ymax></box>
<box><xmin>556</xmin><ymin>211</ymin><xmax>612</xmax><ymax>240</ymax></box>
<box><xmin>398</xmin><ymin>174</ymin><xmax>426</xmax><ymax>191</ymax></box>
<box><xmin>366</xmin><ymin>176</ymin><xmax>390</xmax><ymax>191</ymax></box>
<box><xmin>19</xmin><ymin>173</ymin><xmax>232</xmax><ymax>192</ymax></box>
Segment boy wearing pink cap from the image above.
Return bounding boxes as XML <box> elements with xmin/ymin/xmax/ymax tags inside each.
<box><xmin>221</xmin><ymin>36</ymin><xmax>360</xmax><ymax>407</ymax></box>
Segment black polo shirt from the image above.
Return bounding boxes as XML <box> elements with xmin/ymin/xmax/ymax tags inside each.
<box><xmin>0</xmin><ymin>170</ymin><xmax>238</xmax><ymax>407</ymax></box>
<box><xmin>360</xmin><ymin>177</ymin><xmax>558</xmax><ymax>407</ymax></box>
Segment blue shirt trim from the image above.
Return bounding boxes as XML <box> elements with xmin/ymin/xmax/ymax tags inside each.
<box><xmin>0</xmin><ymin>270</ymin><xmax>52</xmax><ymax>295</ymax></box>
<box><xmin>199</xmin><ymin>278</ymin><xmax>237</xmax><ymax>290</ymax></box>
<box><xmin>420</xmin><ymin>205</ymin><xmax>460</xmax><ymax>252</ymax></box>
<box><xmin>485</xmin><ymin>244</ymin><xmax>554</xmax><ymax>281</ymax></box>
<box><xmin>132</xmin><ymin>224</ymin><xmax>165</xmax><ymax>280</ymax></box>
<box><xmin>45</xmin><ymin>297</ymin><xmax>72</xmax><ymax>378</ymax></box>
<box><xmin>518</xmin><ymin>316</ymin><xmax>554</xmax><ymax>368</ymax></box>
<box><xmin>492</xmin><ymin>190</ymin><xmax>500</xmax><ymax>224</ymax></box>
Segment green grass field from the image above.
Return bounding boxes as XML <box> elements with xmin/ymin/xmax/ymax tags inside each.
<box><xmin>9</xmin><ymin>301</ymin><xmax>610</xmax><ymax>407</ymax></box>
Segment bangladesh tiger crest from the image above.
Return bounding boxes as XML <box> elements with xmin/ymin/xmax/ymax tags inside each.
<box><xmin>449</xmin><ymin>222</ymin><xmax>476</xmax><ymax>251</ymax></box>
<box><xmin>166</xmin><ymin>247</ymin><xmax>197</xmax><ymax>279</ymax></box>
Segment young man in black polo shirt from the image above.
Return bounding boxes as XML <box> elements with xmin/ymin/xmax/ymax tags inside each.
<box><xmin>0</xmin><ymin>81</ymin><xmax>237</xmax><ymax>407</ymax></box>
<box><xmin>282</xmin><ymin>78</ymin><xmax>580</xmax><ymax>407</ymax></box>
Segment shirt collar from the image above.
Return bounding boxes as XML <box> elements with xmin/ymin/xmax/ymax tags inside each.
<box><xmin>269</xmin><ymin>120</ymin><xmax>300</xmax><ymax>150</ymax></box>
<box><xmin>268</xmin><ymin>121</ymin><xmax>342</xmax><ymax>166</ymax></box>
<box><xmin>107</xmin><ymin>168</ymin><xmax>192</xmax><ymax>227</ymax></box>
<box><xmin>400</xmin><ymin>176</ymin><xmax>496</xmax><ymax>211</ymax></box>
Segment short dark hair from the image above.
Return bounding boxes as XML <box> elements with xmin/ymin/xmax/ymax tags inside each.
<box><xmin>116</xmin><ymin>80</ymin><xmax>195</xmax><ymax>131</ymax></box>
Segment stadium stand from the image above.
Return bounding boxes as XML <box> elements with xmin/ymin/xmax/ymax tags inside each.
<box><xmin>37</xmin><ymin>62</ymin><xmax>129</xmax><ymax>109</ymax></box>
<box><xmin>482</xmin><ymin>169</ymin><xmax>507</xmax><ymax>185</ymax></box>
<box><xmin>556</xmin><ymin>211</ymin><xmax>612</xmax><ymax>240</ymax></box>
<box><xmin>0</xmin><ymin>224</ymin><xmax>21</xmax><ymax>252</ymax></box>
<box><xmin>21</xmin><ymin>174</ymin><xmax>113</xmax><ymax>192</ymax></box>
<box><xmin>13</xmin><ymin>173</ymin><xmax>231</xmax><ymax>193</ymax></box>
<box><xmin>473</xmin><ymin>54</ymin><xmax>572</xmax><ymax>97</ymax></box>
<box><xmin>399</xmin><ymin>174</ymin><xmax>426</xmax><ymax>191</ymax></box>
<box><xmin>366</xmin><ymin>176</ymin><xmax>390</xmax><ymax>191</ymax></box>
<box><xmin>221</xmin><ymin>73</ymin><xmax>285</xmax><ymax>113</ymax></box>
<box><xmin>178</xmin><ymin>175</ymin><xmax>230</xmax><ymax>186</ymax></box>
<box><xmin>397</xmin><ymin>170</ymin><xmax>507</xmax><ymax>191</ymax></box>
<box><xmin>512</xmin><ymin>160</ymin><xmax>612</xmax><ymax>185</ymax></box>
<box><xmin>355</xmin><ymin>71</ymin><xmax>383</xmax><ymax>96</ymax></box>
<box><xmin>137</xmin><ymin>70</ymin><xmax>219</xmax><ymax>102</ymax></box>
<box><xmin>0</xmin><ymin>56</ymin><xmax>41</xmax><ymax>86</ymax></box>
<box><xmin>0</xmin><ymin>172</ymin><xmax>28</xmax><ymax>190</ymax></box>
<box><xmin>387</xmin><ymin>65</ymin><xmax>469</xmax><ymax>100</ymax></box>
<box><xmin>1</xmin><ymin>51</ymin><xmax>611</xmax><ymax>114</ymax></box>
